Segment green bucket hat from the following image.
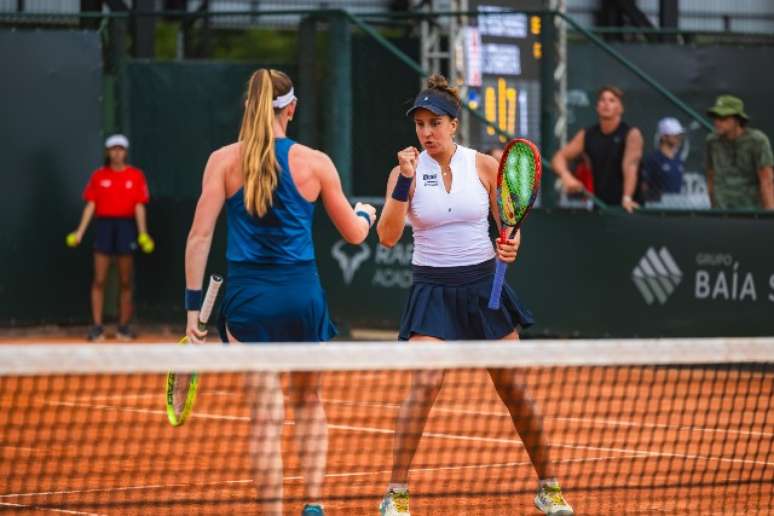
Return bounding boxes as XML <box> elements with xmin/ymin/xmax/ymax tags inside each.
<box><xmin>707</xmin><ymin>95</ymin><xmax>749</xmax><ymax>120</ymax></box>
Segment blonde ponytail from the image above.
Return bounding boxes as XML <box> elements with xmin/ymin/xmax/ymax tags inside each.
<box><xmin>239</xmin><ymin>69</ymin><xmax>280</xmax><ymax>217</ymax></box>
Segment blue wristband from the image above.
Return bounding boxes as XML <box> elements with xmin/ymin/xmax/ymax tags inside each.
<box><xmin>355</xmin><ymin>210</ymin><xmax>371</xmax><ymax>227</ymax></box>
<box><xmin>185</xmin><ymin>289</ymin><xmax>202</xmax><ymax>311</ymax></box>
<box><xmin>391</xmin><ymin>173</ymin><xmax>413</xmax><ymax>202</ymax></box>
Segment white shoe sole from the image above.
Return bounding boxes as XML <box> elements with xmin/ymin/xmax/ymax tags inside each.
<box><xmin>534</xmin><ymin>497</ymin><xmax>574</xmax><ymax>516</ymax></box>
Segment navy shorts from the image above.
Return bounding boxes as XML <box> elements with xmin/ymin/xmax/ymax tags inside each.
<box><xmin>218</xmin><ymin>260</ymin><xmax>337</xmax><ymax>343</ymax></box>
<box><xmin>398</xmin><ymin>258</ymin><xmax>535</xmax><ymax>341</ymax></box>
<box><xmin>93</xmin><ymin>217</ymin><xmax>137</xmax><ymax>255</ymax></box>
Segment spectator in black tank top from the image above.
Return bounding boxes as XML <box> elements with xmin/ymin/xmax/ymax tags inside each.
<box><xmin>551</xmin><ymin>85</ymin><xmax>644</xmax><ymax>213</ymax></box>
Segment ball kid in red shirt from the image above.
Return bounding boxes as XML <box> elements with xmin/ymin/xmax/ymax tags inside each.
<box><xmin>67</xmin><ymin>134</ymin><xmax>154</xmax><ymax>341</ymax></box>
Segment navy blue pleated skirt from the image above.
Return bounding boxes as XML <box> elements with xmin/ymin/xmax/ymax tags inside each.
<box><xmin>218</xmin><ymin>260</ymin><xmax>337</xmax><ymax>343</ymax></box>
<box><xmin>398</xmin><ymin>258</ymin><xmax>535</xmax><ymax>341</ymax></box>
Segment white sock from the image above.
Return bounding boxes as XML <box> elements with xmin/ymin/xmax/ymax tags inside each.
<box><xmin>387</xmin><ymin>483</ymin><xmax>408</xmax><ymax>494</ymax></box>
<box><xmin>539</xmin><ymin>478</ymin><xmax>558</xmax><ymax>489</ymax></box>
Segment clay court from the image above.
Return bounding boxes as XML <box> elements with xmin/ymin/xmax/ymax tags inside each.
<box><xmin>1</xmin><ymin>339</ymin><xmax>771</xmax><ymax>515</ymax></box>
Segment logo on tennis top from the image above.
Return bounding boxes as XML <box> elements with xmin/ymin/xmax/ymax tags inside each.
<box><xmin>331</xmin><ymin>240</ymin><xmax>371</xmax><ymax>285</ymax></box>
<box><xmin>632</xmin><ymin>247</ymin><xmax>683</xmax><ymax>305</ymax></box>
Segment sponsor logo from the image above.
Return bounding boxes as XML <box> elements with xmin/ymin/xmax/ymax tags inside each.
<box><xmin>331</xmin><ymin>240</ymin><xmax>371</xmax><ymax>285</ymax></box>
<box><xmin>694</xmin><ymin>253</ymin><xmax>759</xmax><ymax>302</ymax></box>
<box><xmin>422</xmin><ymin>173</ymin><xmax>438</xmax><ymax>187</ymax></box>
<box><xmin>100</xmin><ymin>179</ymin><xmax>112</xmax><ymax>188</ymax></box>
<box><xmin>632</xmin><ymin>246</ymin><xmax>682</xmax><ymax>305</ymax></box>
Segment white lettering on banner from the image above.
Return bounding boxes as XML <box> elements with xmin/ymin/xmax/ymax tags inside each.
<box><xmin>372</xmin><ymin>269</ymin><xmax>412</xmax><ymax>289</ymax></box>
<box><xmin>696</xmin><ymin>253</ymin><xmax>733</xmax><ymax>267</ymax></box>
<box><xmin>695</xmin><ymin>271</ymin><xmax>710</xmax><ymax>299</ymax></box>
<box><xmin>375</xmin><ymin>243</ymin><xmax>413</xmax><ymax>266</ymax></box>
<box><xmin>695</xmin><ymin>266</ymin><xmax>757</xmax><ymax>302</ymax></box>
<box><xmin>712</xmin><ymin>273</ymin><xmax>728</xmax><ymax>299</ymax></box>
<box><xmin>769</xmin><ymin>274</ymin><xmax>774</xmax><ymax>302</ymax></box>
<box><xmin>740</xmin><ymin>273</ymin><xmax>757</xmax><ymax>301</ymax></box>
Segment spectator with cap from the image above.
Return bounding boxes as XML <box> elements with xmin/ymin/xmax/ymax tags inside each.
<box><xmin>640</xmin><ymin>117</ymin><xmax>687</xmax><ymax>202</ymax></box>
<box><xmin>66</xmin><ymin>134</ymin><xmax>154</xmax><ymax>341</ymax></box>
<box><xmin>705</xmin><ymin>95</ymin><xmax>774</xmax><ymax>210</ymax></box>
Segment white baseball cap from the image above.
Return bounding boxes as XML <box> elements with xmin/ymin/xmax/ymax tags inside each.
<box><xmin>657</xmin><ymin>117</ymin><xmax>685</xmax><ymax>136</ymax></box>
<box><xmin>105</xmin><ymin>134</ymin><xmax>129</xmax><ymax>149</ymax></box>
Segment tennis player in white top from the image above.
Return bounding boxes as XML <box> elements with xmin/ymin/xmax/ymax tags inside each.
<box><xmin>376</xmin><ymin>74</ymin><xmax>573</xmax><ymax>516</ymax></box>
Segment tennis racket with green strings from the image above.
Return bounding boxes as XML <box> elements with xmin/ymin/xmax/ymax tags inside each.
<box><xmin>165</xmin><ymin>273</ymin><xmax>223</xmax><ymax>427</ymax></box>
<box><xmin>488</xmin><ymin>138</ymin><xmax>541</xmax><ymax>310</ymax></box>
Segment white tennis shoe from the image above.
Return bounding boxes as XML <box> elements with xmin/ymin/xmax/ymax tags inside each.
<box><xmin>534</xmin><ymin>482</ymin><xmax>574</xmax><ymax>515</ymax></box>
<box><xmin>379</xmin><ymin>489</ymin><xmax>410</xmax><ymax>516</ymax></box>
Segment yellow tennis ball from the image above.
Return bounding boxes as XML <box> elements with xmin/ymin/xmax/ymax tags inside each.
<box><xmin>138</xmin><ymin>233</ymin><xmax>154</xmax><ymax>254</ymax></box>
<box><xmin>66</xmin><ymin>233</ymin><xmax>78</xmax><ymax>247</ymax></box>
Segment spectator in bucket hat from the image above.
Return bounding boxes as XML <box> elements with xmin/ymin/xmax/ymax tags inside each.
<box><xmin>705</xmin><ymin>95</ymin><xmax>774</xmax><ymax>210</ymax></box>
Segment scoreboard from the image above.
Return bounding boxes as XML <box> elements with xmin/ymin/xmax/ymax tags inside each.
<box><xmin>463</xmin><ymin>0</ymin><xmax>544</xmax><ymax>150</ymax></box>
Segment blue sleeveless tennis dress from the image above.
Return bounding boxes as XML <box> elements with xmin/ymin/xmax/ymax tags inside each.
<box><xmin>218</xmin><ymin>138</ymin><xmax>337</xmax><ymax>343</ymax></box>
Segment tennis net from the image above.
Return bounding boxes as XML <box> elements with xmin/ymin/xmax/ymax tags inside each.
<box><xmin>0</xmin><ymin>338</ymin><xmax>772</xmax><ymax>514</ymax></box>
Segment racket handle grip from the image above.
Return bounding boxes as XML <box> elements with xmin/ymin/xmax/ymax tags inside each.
<box><xmin>488</xmin><ymin>259</ymin><xmax>508</xmax><ymax>310</ymax></box>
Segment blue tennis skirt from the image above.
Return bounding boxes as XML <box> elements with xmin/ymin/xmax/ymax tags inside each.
<box><xmin>217</xmin><ymin>260</ymin><xmax>337</xmax><ymax>343</ymax></box>
<box><xmin>398</xmin><ymin>258</ymin><xmax>535</xmax><ymax>341</ymax></box>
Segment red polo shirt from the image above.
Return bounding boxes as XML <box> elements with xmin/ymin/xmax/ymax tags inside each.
<box><xmin>83</xmin><ymin>166</ymin><xmax>149</xmax><ymax>218</ymax></box>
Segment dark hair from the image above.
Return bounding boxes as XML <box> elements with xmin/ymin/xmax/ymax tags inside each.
<box><xmin>736</xmin><ymin>115</ymin><xmax>749</xmax><ymax>127</ymax></box>
<box><xmin>597</xmin><ymin>85</ymin><xmax>624</xmax><ymax>103</ymax></box>
<box><xmin>423</xmin><ymin>74</ymin><xmax>461</xmax><ymax>115</ymax></box>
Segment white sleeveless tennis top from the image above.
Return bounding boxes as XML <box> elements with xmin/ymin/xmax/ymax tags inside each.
<box><xmin>408</xmin><ymin>145</ymin><xmax>496</xmax><ymax>267</ymax></box>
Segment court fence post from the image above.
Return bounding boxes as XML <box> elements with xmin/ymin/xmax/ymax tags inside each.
<box><xmin>324</xmin><ymin>11</ymin><xmax>353</xmax><ymax>195</ymax></box>
<box><xmin>297</xmin><ymin>14</ymin><xmax>319</xmax><ymax>149</ymax></box>
<box><xmin>539</xmin><ymin>10</ymin><xmax>558</xmax><ymax>209</ymax></box>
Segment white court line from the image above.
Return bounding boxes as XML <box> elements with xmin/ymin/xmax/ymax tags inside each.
<box><xmin>1</xmin><ymin>453</ymin><xmax>641</xmax><ymax>500</ymax></box>
<box><xmin>63</xmin><ymin>392</ymin><xmax>774</xmax><ymax>440</ymax></box>
<box><xmin>46</xmin><ymin>400</ymin><xmax>248</xmax><ymax>422</ymax></box>
<box><xmin>69</xmin><ymin>390</ymin><xmax>235</xmax><ymax>402</ymax></box>
<box><xmin>323</xmin><ymin>398</ymin><xmax>774</xmax><ymax>439</ymax></box>
<box><xmin>328</xmin><ymin>423</ymin><xmax>774</xmax><ymax>468</ymax></box>
<box><xmin>37</xmin><ymin>399</ymin><xmax>774</xmax><ymax>471</ymax></box>
<box><xmin>42</xmin><ymin>399</ymin><xmax>774</xmax><ymax>468</ymax></box>
<box><xmin>0</xmin><ymin>501</ymin><xmax>103</xmax><ymax>515</ymax></box>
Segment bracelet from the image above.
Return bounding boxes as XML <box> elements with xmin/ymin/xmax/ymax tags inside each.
<box><xmin>185</xmin><ymin>289</ymin><xmax>202</xmax><ymax>311</ymax></box>
<box><xmin>355</xmin><ymin>210</ymin><xmax>372</xmax><ymax>227</ymax></box>
<box><xmin>391</xmin><ymin>173</ymin><xmax>413</xmax><ymax>202</ymax></box>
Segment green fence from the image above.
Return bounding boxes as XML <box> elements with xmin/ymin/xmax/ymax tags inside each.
<box><xmin>0</xmin><ymin>30</ymin><xmax>103</xmax><ymax>325</ymax></box>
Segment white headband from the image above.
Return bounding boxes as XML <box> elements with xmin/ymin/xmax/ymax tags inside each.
<box><xmin>272</xmin><ymin>88</ymin><xmax>296</xmax><ymax>109</ymax></box>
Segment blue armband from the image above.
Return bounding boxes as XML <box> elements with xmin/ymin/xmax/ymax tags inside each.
<box><xmin>355</xmin><ymin>210</ymin><xmax>371</xmax><ymax>227</ymax></box>
<box><xmin>185</xmin><ymin>289</ymin><xmax>202</xmax><ymax>311</ymax></box>
<box><xmin>391</xmin><ymin>173</ymin><xmax>413</xmax><ymax>202</ymax></box>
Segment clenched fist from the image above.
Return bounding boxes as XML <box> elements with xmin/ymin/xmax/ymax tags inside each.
<box><xmin>397</xmin><ymin>147</ymin><xmax>420</xmax><ymax>178</ymax></box>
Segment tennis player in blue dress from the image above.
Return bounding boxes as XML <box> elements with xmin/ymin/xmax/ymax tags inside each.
<box><xmin>184</xmin><ymin>69</ymin><xmax>377</xmax><ymax>516</ymax></box>
<box><xmin>377</xmin><ymin>75</ymin><xmax>573</xmax><ymax>516</ymax></box>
